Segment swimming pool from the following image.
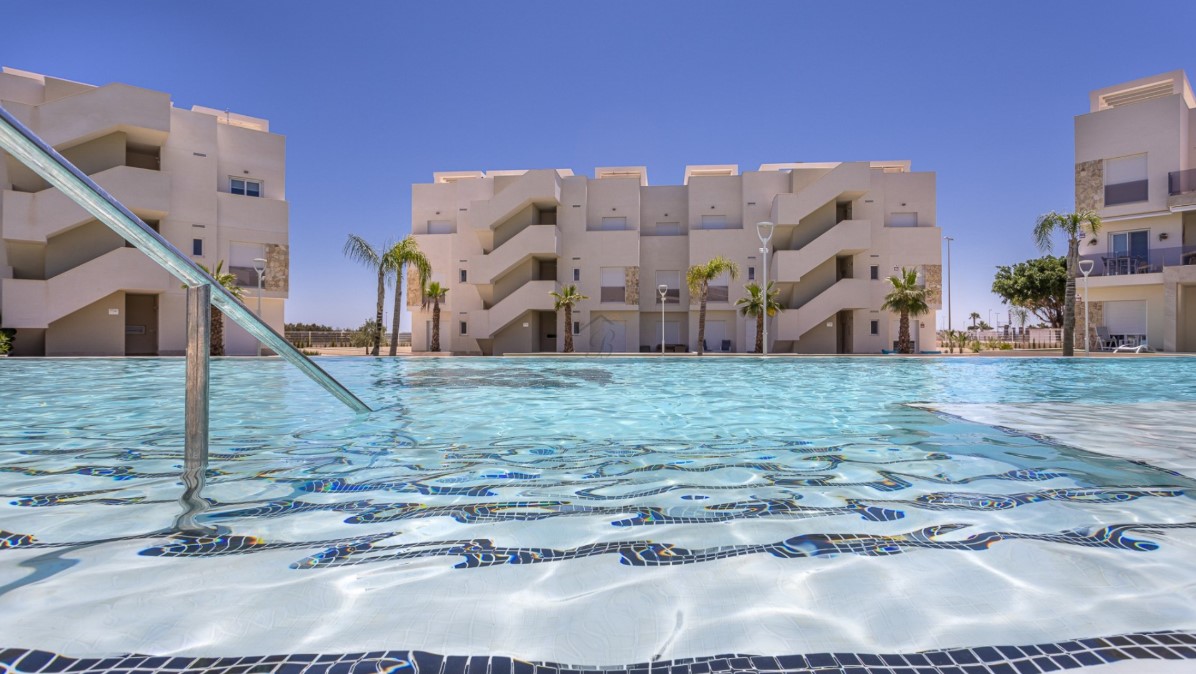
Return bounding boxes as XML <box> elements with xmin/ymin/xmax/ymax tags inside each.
<box><xmin>3</xmin><ymin>356</ymin><xmax>1196</xmax><ymax>673</ymax></box>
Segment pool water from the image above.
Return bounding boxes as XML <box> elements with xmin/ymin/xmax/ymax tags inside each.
<box><xmin>3</xmin><ymin>357</ymin><xmax>1196</xmax><ymax>672</ymax></box>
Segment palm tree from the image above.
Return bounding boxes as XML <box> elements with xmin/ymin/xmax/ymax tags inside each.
<box><xmin>1012</xmin><ymin>307</ymin><xmax>1029</xmax><ymax>345</ymax></box>
<box><xmin>687</xmin><ymin>256</ymin><xmax>740</xmax><ymax>355</ymax></box>
<box><xmin>422</xmin><ymin>282</ymin><xmax>448</xmax><ymax>351</ymax></box>
<box><xmin>735</xmin><ymin>281</ymin><xmax>783</xmax><ymax>354</ymax></box>
<box><xmin>385</xmin><ymin>236</ymin><xmax>430</xmax><ymax>356</ymax></box>
<box><xmin>882</xmin><ymin>267</ymin><xmax>930</xmax><ymax>354</ymax></box>
<box><xmin>968</xmin><ymin>312</ymin><xmax>981</xmax><ymax>331</ymax></box>
<box><xmin>1034</xmin><ymin>210</ymin><xmax>1102</xmax><ymax>356</ymax></box>
<box><xmin>342</xmin><ymin>234</ymin><xmax>389</xmax><ymax>356</ymax></box>
<box><xmin>550</xmin><ymin>284</ymin><xmax>588</xmax><ymax>353</ymax></box>
<box><xmin>195</xmin><ymin>261</ymin><xmax>243</xmax><ymax>357</ymax></box>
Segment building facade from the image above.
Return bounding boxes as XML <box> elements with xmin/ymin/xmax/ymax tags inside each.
<box><xmin>408</xmin><ymin>162</ymin><xmax>941</xmax><ymax>355</ymax></box>
<box><xmin>0</xmin><ymin>67</ymin><xmax>288</xmax><ymax>356</ymax></box>
<box><xmin>1074</xmin><ymin>70</ymin><xmax>1196</xmax><ymax>352</ymax></box>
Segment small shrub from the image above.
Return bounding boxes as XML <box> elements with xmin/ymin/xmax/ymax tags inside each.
<box><xmin>970</xmin><ymin>339</ymin><xmax>981</xmax><ymax>353</ymax></box>
<box><xmin>998</xmin><ymin>342</ymin><xmax>1013</xmax><ymax>350</ymax></box>
<box><xmin>0</xmin><ymin>332</ymin><xmax>10</xmax><ymax>355</ymax></box>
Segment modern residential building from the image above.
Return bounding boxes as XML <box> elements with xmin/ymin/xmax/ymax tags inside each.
<box><xmin>0</xmin><ymin>67</ymin><xmax>288</xmax><ymax>356</ymax></box>
<box><xmin>1074</xmin><ymin>70</ymin><xmax>1196</xmax><ymax>352</ymax></box>
<box><xmin>408</xmin><ymin>162</ymin><xmax>941</xmax><ymax>355</ymax></box>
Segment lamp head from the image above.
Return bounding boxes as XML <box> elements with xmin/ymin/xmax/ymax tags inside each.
<box><xmin>657</xmin><ymin>284</ymin><xmax>668</xmax><ymax>296</ymax></box>
<box><xmin>1078</xmin><ymin>259</ymin><xmax>1094</xmax><ymax>277</ymax></box>
<box><xmin>755</xmin><ymin>221</ymin><xmax>775</xmax><ymax>244</ymax></box>
<box><xmin>252</xmin><ymin>257</ymin><xmax>267</xmax><ymax>273</ymax></box>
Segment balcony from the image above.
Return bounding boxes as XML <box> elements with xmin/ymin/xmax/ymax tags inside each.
<box><xmin>216</xmin><ymin>191</ymin><xmax>288</xmax><ymax>233</ymax></box>
<box><xmin>1104</xmin><ymin>180</ymin><xmax>1148</xmax><ymax>207</ymax></box>
<box><xmin>600</xmin><ymin>286</ymin><xmax>626</xmax><ymax>303</ymax></box>
<box><xmin>1169</xmin><ymin>169</ymin><xmax>1196</xmax><ymax>210</ymax></box>
<box><xmin>1079</xmin><ymin>246</ymin><xmax>1196</xmax><ymax>279</ymax></box>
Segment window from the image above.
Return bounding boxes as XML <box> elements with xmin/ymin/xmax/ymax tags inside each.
<box><xmin>230</xmin><ymin>177</ymin><xmax>262</xmax><ymax>197</ymax></box>
<box><xmin>888</xmin><ymin>212</ymin><xmax>918</xmax><ymax>227</ymax></box>
<box><xmin>573</xmin><ymin>268</ymin><xmax>580</xmax><ymax>282</ymax></box>
<box><xmin>599</xmin><ymin>216</ymin><xmax>628</xmax><ymax>231</ymax></box>
<box><xmin>192</xmin><ymin>239</ymin><xmax>204</xmax><ymax>257</ymax></box>
<box><xmin>573</xmin><ymin>321</ymin><xmax>581</xmax><ymax>335</ymax></box>
<box><xmin>229</xmin><ymin>241</ymin><xmax>266</xmax><ymax>286</ymax></box>
<box><xmin>427</xmin><ymin>220</ymin><xmax>455</xmax><ymax>234</ymax></box>
<box><xmin>460</xmin><ymin>321</ymin><xmax>468</xmax><ymax>335</ymax></box>
<box><xmin>748</xmin><ymin>266</ymin><xmax>756</xmax><ymax>281</ymax></box>
<box><xmin>708</xmin><ymin>271</ymin><xmax>730</xmax><ymax>302</ymax></box>
<box><xmin>459</xmin><ymin>269</ymin><xmax>468</xmax><ymax>283</ymax></box>
<box><xmin>700</xmin><ymin>214</ymin><xmax>728</xmax><ymax>230</ymax></box>
<box><xmin>870</xmin><ymin>320</ymin><xmax>879</xmax><ymax>336</ymax></box>
<box><xmin>870</xmin><ymin>265</ymin><xmax>879</xmax><ymax>280</ymax></box>
<box><xmin>600</xmin><ymin>267</ymin><xmax>625</xmax><ymax>302</ymax></box>
<box><xmin>1108</xmin><ymin>230</ymin><xmax>1150</xmax><ymax>274</ymax></box>
<box><xmin>656</xmin><ymin>270</ymin><xmax>681</xmax><ymax>303</ymax></box>
<box><xmin>1105</xmin><ymin>154</ymin><xmax>1148</xmax><ymax>205</ymax></box>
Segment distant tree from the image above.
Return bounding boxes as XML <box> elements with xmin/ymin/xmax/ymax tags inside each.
<box><xmin>1033</xmin><ymin>210</ymin><xmax>1102</xmax><ymax>356</ymax></box>
<box><xmin>991</xmin><ymin>256</ymin><xmax>1066</xmax><ymax>328</ymax></box>
<box><xmin>550</xmin><ymin>284</ymin><xmax>588</xmax><ymax>353</ymax></box>
<box><xmin>285</xmin><ymin>322</ymin><xmax>336</xmax><ymax>332</ymax></box>
<box><xmin>735</xmin><ymin>281</ymin><xmax>783</xmax><ymax>354</ymax></box>
<box><xmin>882</xmin><ymin>268</ymin><xmax>930</xmax><ymax>354</ymax></box>
<box><xmin>422</xmin><ymin>282</ymin><xmax>448</xmax><ymax>351</ymax></box>
<box><xmin>351</xmin><ymin>318</ymin><xmax>381</xmax><ymax>353</ymax></box>
<box><xmin>968</xmin><ymin>311</ymin><xmax>981</xmax><ymax>330</ymax></box>
<box><xmin>978</xmin><ymin>320</ymin><xmax>993</xmax><ymax>331</ymax></box>
<box><xmin>687</xmin><ymin>256</ymin><xmax>740</xmax><ymax>355</ymax></box>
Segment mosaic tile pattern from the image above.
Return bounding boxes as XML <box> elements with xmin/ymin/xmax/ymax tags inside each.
<box><xmin>4</xmin><ymin>631</ymin><xmax>1196</xmax><ymax>673</ymax></box>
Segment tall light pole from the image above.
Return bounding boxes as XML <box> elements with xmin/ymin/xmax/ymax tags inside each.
<box><xmin>253</xmin><ymin>257</ymin><xmax>266</xmax><ymax>357</ymax></box>
<box><xmin>1079</xmin><ymin>259</ymin><xmax>1094</xmax><ymax>356</ymax></box>
<box><xmin>756</xmin><ymin>221</ymin><xmax>775</xmax><ymax>356</ymax></box>
<box><xmin>658</xmin><ymin>284</ymin><xmax>668</xmax><ymax>355</ymax></box>
<box><xmin>943</xmin><ymin>236</ymin><xmax>954</xmax><ymax>333</ymax></box>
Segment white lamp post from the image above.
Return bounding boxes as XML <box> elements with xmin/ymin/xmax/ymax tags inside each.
<box><xmin>658</xmin><ymin>284</ymin><xmax>668</xmax><ymax>354</ymax></box>
<box><xmin>756</xmin><ymin>221</ymin><xmax>775</xmax><ymax>355</ymax></box>
<box><xmin>252</xmin><ymin>257</ymin><xmax>267</xmax><ymax>357</ymax></box>
<box><xmin>943</xmin><ymin>236</ymin><xmax>954</xmax><ymax>333</ymax></box>
<box><xmin>1079</xmin><ymin>259</ymin><xmax>1094</xmax><ymax>356</ymax></box>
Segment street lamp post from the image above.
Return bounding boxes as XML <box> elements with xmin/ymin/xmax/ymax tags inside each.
<box><xmin>1079</xmin><ymin>259</ymin><xmax>1094</xmax><ymax>356</ymax></box>
<box><xmin>943</xmin><ymin>236</ymin><xmax>954</xmax><ymax>333</ymax></box>
<box><xmin>252</xmin><ymin>257</ymin><xmax>267</xmax><ymax>357</ymax></box>
<box><xmin>756</xmin><ymin>221</ymin><xmax>775</xmax><ymax>356</ymax></box>
<box><xmin>658</xmin><ymin>284</ymin><xmax>668</xmax><ymax>354</ymax></box>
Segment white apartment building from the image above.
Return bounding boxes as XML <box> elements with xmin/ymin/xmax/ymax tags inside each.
<box><xmin>0</xmin><ymin>67</ymin><xmax>288</xmax><ymax>356</ymax></box>
<box><xmin>1074</xmin><ymin>70</ymin><xmax>1196</xmax><ymax>352</ymax></box>
<box><xmin>408</xmin><ymin>162</ymin><xmax>941</xmax><ymax>355</ymax></box>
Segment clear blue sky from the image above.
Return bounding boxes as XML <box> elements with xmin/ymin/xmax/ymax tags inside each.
<box><xmin>6</xmin><ymin>1</ymin><xmax>1196</xmax><ymax>331</ymax></box>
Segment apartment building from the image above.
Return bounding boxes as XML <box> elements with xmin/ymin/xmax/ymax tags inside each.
<box><xmin>1074</xmin><ymin>70</ymin><xmax>1196</xmax><ymax>352</ymax></box>
<box><xmin>408</xmin><ymin>162</ymin><xmax>941</xmax><ymax>355</ymax></box>
<box><xmin>0</xmin><ymin>67</ymin><xmax>288</xmax><ymax>356</ymax></box>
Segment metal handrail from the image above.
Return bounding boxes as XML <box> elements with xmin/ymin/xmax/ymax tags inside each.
<box><xmin>0</xmin><ymin>104</ymin><xmax>371</xmax><ymax>413</ymax></box>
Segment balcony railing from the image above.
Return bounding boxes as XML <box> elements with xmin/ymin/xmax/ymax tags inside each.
<box><xmin>707</xmin><ymin>286</ymin><xmax>729</xmax><ymax>302</ymax></box>
<box><xmin>1104</xmin><ymin>180</ymin><xmax>1148</xmax><ymax>206</ymax></box>
<box><xmin>655</xmin><ymin>289</ymin><xmax>680</xmax><ymax>304</ymax></box>
<box><xmin>1078</xmin><ymin>245</ymin><xmax>1196</xmax><ymax>277</ymax></box>
<box><xmin>600</xmin><ymin>286</ymin><xmax>626</xmax><ymax>303</ymax></box>
<box><xmin>1170</xmin><ymin>169</ymin><xmax>1196</xmax><ymax>196</ymax></box>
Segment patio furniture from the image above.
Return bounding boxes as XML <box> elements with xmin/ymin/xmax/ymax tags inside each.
<box><xmin>720</xmin><ymin>340</ymin><xmax>732</xmax><ymax>352</ymax></box>
<box><xmin>1094</xmin><ymin>326</ymin><xmax>1117</xmax><ymax>351</ymax></box>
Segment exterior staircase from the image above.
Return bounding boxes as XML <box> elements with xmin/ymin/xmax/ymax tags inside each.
<box><xmin>773</xmin><ymin>219</ymin><xmax>871</xmax><ymax>282</ymax></box>
<box><xmin>467</xmin><ymin>279</ymin><xmax>558</xmax><ymax>338</ymax></box>
<box><xmin>771</xmin><ymin>162</ymin><xmax>871</xmax><ymax>225</ymax></box>
<box><xmin>776</xmin><ymin>278</ymin><xmax>870</xmax><ymax>341</ymax></box>
<box><xmin>1</xmin><ymin>165</ymin><xmax>170</xmax><ymax>242</ymax></box>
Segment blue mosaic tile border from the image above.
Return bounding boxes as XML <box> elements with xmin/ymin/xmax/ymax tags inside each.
<box><xmin>4</xmin><ymin>631</ymin><xmax>1196</xmax><ymax>674</ymax></box>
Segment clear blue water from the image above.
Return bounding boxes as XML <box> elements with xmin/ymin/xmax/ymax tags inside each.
<box><xmin>2</xmin><ymin>357</ymin><xmax>1196</xmax><ymax>663</ymax></box>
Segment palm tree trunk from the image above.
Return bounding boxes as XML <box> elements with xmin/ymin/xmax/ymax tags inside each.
<box><xmin>389</xmin><ymin>265</ymin><xmax>402</xmax><ymax>356</ymax></box>
<box><xmin>755</xmin><ymin>311</ymin><xmax>764</xmax><ymax>354</ymax></box>
<box><xmin>899</xmin><ymin>311</ymin><xmax>911</xmax><ymax>354</ymax></box>
<box><xmin>431</xmin><ymin>297</ymin><xmax>441</xmax><ymax>351</ymax></box>
<box><xmin>373</xmin><ymin>266</ymin><xmax>385</xmax><ymax>356</ymax></box>
<box><xmin>1062</xmin><ymin>238</ymin><xmax>1078</xmax><ymax>356</ymax></box>
<box><xmin>697</xmin><ymin>284</ymin><xmax>708</xmax><ymax>356</ymax></box>
<box><xmin>563</xmin><ymin>306</ymin><xmax>573</xmax><ymax>353</ymax></box>
<box><xmin>210</xmin><ymin>307</ymin><xmax>223</xmax><ymax>357</ymax></box>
